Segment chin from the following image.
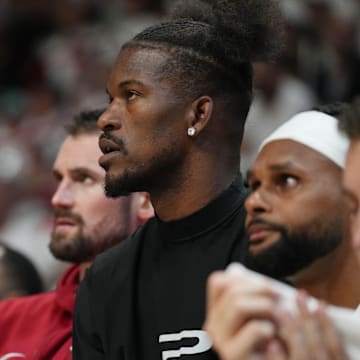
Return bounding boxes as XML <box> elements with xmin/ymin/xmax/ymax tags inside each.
<box><xmin>105</xmin><ymin>178</ymin><xmax>132</xmax><ymax>197</ymax></box>
<box><xmin>104</xmin><ymin>170</ymin><xmax>145</xmax><ymax>197</ymax></box>
<box><xmin>249</xmin><ymin>236</ymin><xmax>280</xmax><ymax>256</ymax></box>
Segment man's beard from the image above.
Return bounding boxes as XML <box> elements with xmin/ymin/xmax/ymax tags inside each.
<box><xmin>104</xmin><ymin>139</ymin><xmax>185</xmax><ymax>198</ymax></box>
<box><xmin>244</xmin><ymin>218</ymin><xmax>343</xmax><ymax>279</ymax></box>
<box><xmin>50</xmin><ymin>209</ymin><xmax>119</xmax><ymax>263</ymax></box>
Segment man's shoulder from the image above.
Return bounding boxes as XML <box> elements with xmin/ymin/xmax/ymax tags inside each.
<box><xmin>0</xmin><ymin>291</ymin><xmax>56</xmax><ymax>316</ymax></box>
<box><xmin>0</xmin><ymin>291</ymin><xmax>56</xmax><ymax>335</ymax></box>
<box><xmin>0</xmin><ymin>290</ymin><xmax>65</xmax><ymax>359</ymax></box>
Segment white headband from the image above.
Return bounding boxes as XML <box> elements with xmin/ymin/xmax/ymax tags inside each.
<box><xmin>259</xmin><ymin>110</ymin><xmax>350</xmax><ymax>168</ymax></box>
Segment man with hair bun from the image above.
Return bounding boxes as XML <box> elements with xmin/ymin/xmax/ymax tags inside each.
<box><xmin>73</xmin><ymin>0</ymin><xmax>284</xmax><ymax>359</ymax></box>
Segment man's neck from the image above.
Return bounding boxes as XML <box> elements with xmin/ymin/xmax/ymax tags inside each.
<box><xmin>288</xmin><ymin>242</ymin><xmax>360</xmax><ymax>308</ymax></box>
<box><xmin>79</xmin><ymin>262</ymin><xmax>92</xmax><ymax>282</ymax></box>
<box><xmin>151</xmin><ymin>158</ymin><xmax>237</xmax><ymax>222</ymax></box>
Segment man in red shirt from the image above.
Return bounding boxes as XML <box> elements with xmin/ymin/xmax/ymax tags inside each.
<box><xmin>0</xmin><ymin>109</ymin><xmax>153</xmax><ymax>360</ymax></box>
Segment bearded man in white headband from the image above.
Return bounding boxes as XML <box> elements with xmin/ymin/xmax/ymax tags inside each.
<box><xmin>204</xmin><ymin>104</ymin><xmax>360</xmax><ymax>360</ymax></box>
<box><xmin>242</xmin><ymin>105</ymin><xmax>360</xmax><ymax>306</ymax></box>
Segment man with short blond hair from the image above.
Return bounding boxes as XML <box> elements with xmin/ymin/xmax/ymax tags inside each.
<box><xmin>0</xmin><ymin>109</ymin><xmax>153</xmax><ymax>360</ymax></box>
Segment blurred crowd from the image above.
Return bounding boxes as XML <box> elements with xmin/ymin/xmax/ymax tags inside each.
<box><xmin>0</xmin><ymin>0</ymin><xmax>359</xmax><ymax>289</ymax></box>
<box><xmin>242</xmin><ymin>0</ymin><xmax>360</xmax><ymax>169</ymax></box>
<box><xmin>0</xmin><ymin>0</ymin><xmax>167</xmax><ymax>288</ymax></box>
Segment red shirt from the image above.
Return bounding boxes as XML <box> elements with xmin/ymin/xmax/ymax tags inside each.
<box><xmin>0</xmin><ymin>265</ymin><xmax>79</xmax><ymax>360</ymax></box>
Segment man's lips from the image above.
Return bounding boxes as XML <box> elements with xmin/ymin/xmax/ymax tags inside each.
<box><xmin>99</xmin><ymin>137</ymin><xmax>121</xmax><ymax>155</ymax></box>
<box><xmin>246</xmin><ymin>223</ymin><xmax>277</xmax><ymax>244</ymax></box>
<box><xmin>54</xmin><ymin>217</ymin><xmax>77</xmax><ymax>226</ymax></box>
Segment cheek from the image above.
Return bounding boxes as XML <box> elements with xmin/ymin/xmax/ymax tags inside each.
<box><xmin>272</xmin><ymin>198</ymin><xmax>316</xmax><ymax>229</ymax></box>
<box><xmin>126</xmin><ymin>132</ymin><xmax>175</xmax><ymax>163</ymax></box>
<box><xmin>80</xmin><ymin>206</ymin><xmax>113</xmax><ymax>235</ymax></box>
<box><xmin>77</xmin><ymin>189</ymin><xmax>110</xmax><ymax>221</ymax></box>
<box><xmin>127</xmin><ymin>134</ymin><xmax>155</xmax><ymax>154</ymax></box>
<box><xmin>304</xmin><ymin>187</ymin><xmax>343</xmax><ymax>211</ymax></box>
<box><xmin>289</xmin><ymin>194</ymin><xmax>343</xmax><ymax>231</ymax></box>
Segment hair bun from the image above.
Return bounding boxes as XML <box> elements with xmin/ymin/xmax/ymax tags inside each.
<box><xmin>170</xmin><ymin>0</ymin><xmax>284</xmax><ymax>62</ymax></box>
<box><xmin>169</xmin><ymin>0</ymin><xmax>216</xmax><ymax>24</ymax></box>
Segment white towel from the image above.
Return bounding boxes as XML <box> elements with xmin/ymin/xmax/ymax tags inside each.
<box><xmin>226</xmin><ymin>263</ymin><xmax>360</xmax><ymax>359</ymax></box>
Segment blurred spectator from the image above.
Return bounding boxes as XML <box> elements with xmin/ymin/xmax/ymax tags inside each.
<box><xmin>0</xmin><ymin>197</ymin><xmax>68</xmax><ymax>290</ymax></box>
<box><xmin>0</xmin><ymin>0</ymin><xmax>166</xmax><ymax>288</ymax></box>
<box><xmin>282</xmin><ymin>0</ymin><xmax>360</xmax><ymax>103</ymax></box>
<box><xmin>0</xmin><ymin>242</ymin><xmax>43</xmax><ymax>300</ymax></box>
<box><xmin>240</xmin><ymin>0</ymin><xmax>360</xmax><ymax>171</ymax></box>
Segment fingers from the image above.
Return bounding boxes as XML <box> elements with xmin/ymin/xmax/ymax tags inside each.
<box><xmin>205</xmin><ymin>272</ymin><xmax>279</xmax><ymax>341</ymax></box>
<box><xmin>204</xmin><ymin>271</ymin><xmax>280</xmax><ymax>360</ymax></box>
<box><xmin>266</xmin><ymin>339</ymin><xmax>287</xmax><ymax>360</ymax></box>
<box><xmin>314</xmin><ymin>303</ymin><xmax>348</xmax><ymax>360</ymax></box>
<box><xmin>206</xmin><ymin>271</ymin><xmax>278</xmax><ymax>314</ymax></box>
<box><xmin>280</xmin><ymin>309</ymin><xmax>312</xmax><ymax>360</ymax></box>
<box><xmin>216</xmin><ymin>320</ymin><xmax>276</xmax><ymax>360</ymax></box>
<box><xmin>279</xmin><ymin>293</ymin><xmax>349</xmax><ymax>360</ymax></box>
<box><xmin>205</xmin><ymin>272</ymin><xmax>350</xmax><ymax>360</ymax></box>
<box><xmin>206</xmin><ymin>271</ymin><xmax>230</xmax><ymax>313</ymax></box>
<box><xmin>296</xmin><ymin>293</ymin><xmax>328</xmax><ymax>360</ymax></box>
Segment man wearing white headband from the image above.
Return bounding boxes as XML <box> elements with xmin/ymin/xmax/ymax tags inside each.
<box><xmin>204</xmin><ymin>105</ymin><xmax>360</xmax><ymax>359</ymax></box>
<box><xmin>243</xmin><ymin>106</ymin><xmax>360</xmax><ymax>305</ymax></box>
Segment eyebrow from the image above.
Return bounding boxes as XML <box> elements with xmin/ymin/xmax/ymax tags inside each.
<box><xmin>106</xmin><ymin>80</ymin><xmax>145</xmax><ymax>96</ymax></box>
<box><xmin>267</xmin><ymin>161</ymin><xmax>297</xmax><ymax>172</ymax></box>
<box><xmin>70</xmin><ymin>167</ymin><xmax>102</xmax><ymax>178</ymax></box>
<box><xmin>117</xmin><ymin>80</ymin><xmax>144</xmax><ymax>89</ymax></box>
<box><xmin>246</xmin><ymin>161</ymin><xmax>296</xmax><ymax>181</ymax></box>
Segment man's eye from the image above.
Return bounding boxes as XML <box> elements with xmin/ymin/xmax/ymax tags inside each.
<box><xmin>83</xmin><ymin>176</ymin><xmax>94</xmax><ymax>185</ymax></box>
<box><xmin>280</xmin><ymin>175</ymin><xmax>298</xmax><ymax>188</ymax></box>
<box><xmin>247</xmin><ymin>180</ymin><xmax>260</xmax><ymax>191</ymax></box>
<box><xmin>74</xmin><ymin>175</ymin><xmax>94</xmax><ymax>184</ymax></box>
<box><xmin>126</xmin><ymin>90</ymin><xmax>139</xmax><ymax>101</ymax></box>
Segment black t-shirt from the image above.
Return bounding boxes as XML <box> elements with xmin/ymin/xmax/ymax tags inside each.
<box><xmin>73</xmin><ymin>176</ymin><xmax>248</xmax><ymax>360</ymax></box>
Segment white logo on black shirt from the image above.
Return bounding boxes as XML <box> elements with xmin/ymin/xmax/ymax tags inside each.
<box><xmin>159</xmin><ymin>330</ymin><xmax>212</xmax><ymax>360</ymax></box>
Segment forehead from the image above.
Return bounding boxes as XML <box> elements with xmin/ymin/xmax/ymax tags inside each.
<box><xmin>252</xmin><ymin>139</ymin><xmax>336</xmax><ymax>175</ymax></box>
<box><xmin>108</xmin><ymin>47</ymin><xmax>170</xmax><ymax>87</ymax></box>
<box><xmin>54</xmin><ymin>133</ymin><xmax>103</xmax><ymax>174</ymax></box>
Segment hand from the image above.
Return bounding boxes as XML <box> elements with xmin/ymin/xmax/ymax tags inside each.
<box><xmin>266</xmin><ymin>293</ymin><xmax>349</xmax><ymax>360</ymax></box>
<box><xmin>203</xmin><ymin>271</ymin><xmax>280</xmax><ymax>360</ymax></box>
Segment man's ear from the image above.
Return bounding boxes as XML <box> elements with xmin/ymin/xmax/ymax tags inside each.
<box><xmin>185</xmin><ymin>96</ymin><xmax>213</xmax><ymax>136</ymax></box>
<box><xmin>135</xmin><ymin>192</ymin><xmax>154</xmax><ymax>225</ymax></box>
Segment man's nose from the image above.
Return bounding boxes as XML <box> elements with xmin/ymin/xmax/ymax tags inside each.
<box><xmin>245</xmin><ymin>189</ymin><xmax>272</xmax><ymax>215</ymax></box>
<box><xmin>51</xmin><ymin>182</ymin><xmax>74</xmax><ymax>209</ymax></box>
<box><xmin>97</xmin><ymin>105</ymin><xmax>122</xmax><ymax>132</ymax></box>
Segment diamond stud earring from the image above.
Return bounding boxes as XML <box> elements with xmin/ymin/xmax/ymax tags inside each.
<box><xmin>187</xmin><ymin>127</ymin><xmax>196</xmax><ymax>136</ymax></box>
